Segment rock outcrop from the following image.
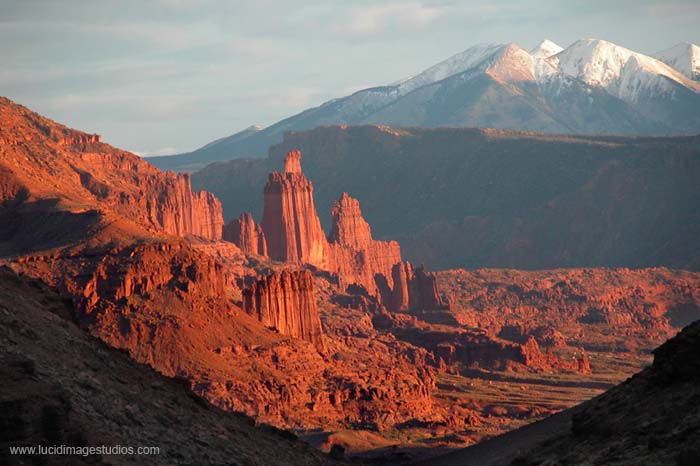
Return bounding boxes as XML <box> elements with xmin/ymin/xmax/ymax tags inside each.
<box><xmin>261</xmin><ymin>150</ymin><xmax>328</xmax><ymax>265</ymax></box>
<box><xmin>0</xmin><ymin>97</ymin><xmax>223</xmax><ymax>241</ymax></box>
<box><xmin>390</xmin><ymin>262</ymin><xmax>445</xmax><ymax>312</ymax></box>
<box><xmin>469</xmin><ymin>321</ymin><xmax>700</xmax><ymax>466</ymax></box>
<box><xmin>242</xmin><ymin>270</ymin><xmax>325</xmax><ymax>351</ymax></box>
<box><xmin>254</xmin><ymin>151</ymin><xmax>443</xmax><ymax>311</ymax></box>
<box><xmin>326</xmin><ymin>193</ymin><xmax>402</xmax><ymax>296</ymax></box>
<box><xmin>0</xmin><ymin>267</ymin><xmax>344</xmax><ymax>466</ymax></box>
<box><xmin>141</xmin><ymin>172</ymin><xmax>224</xmax><ymax>240</ymax></box>
<box><xmin>223</xmin><ymin>212</ymin><xmax>268</xmax><ymax>256</ymax></box>
<box><xmin>196</xmin><ymin>125</ymin><xmax>700</xmax><ymax>271</ymax></box>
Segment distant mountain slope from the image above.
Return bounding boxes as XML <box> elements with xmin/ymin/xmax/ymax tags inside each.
<box><xmin>192</xmin><ymin>125</ymin><xmax>700</xmax><ymax>271</ymax></box>
<box><xmin>422</xmin><ymin>319</ymin><xmax>700</xmax><ymax>466</ymax></box>
<box><xmin>656</xmin><ymin>42</ymin><xmax>700</xmax><ymax>81</ymax></box>
<box><xmin>151</xmin><ymin>38</ymin><xmax>700</xmax><ymax>172</ymax></box>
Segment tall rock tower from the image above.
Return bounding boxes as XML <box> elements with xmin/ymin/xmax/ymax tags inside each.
<box><xmin>261</xmin><ymin>150</ymin><xmax>328</xmax><ymax>266</ymax></box>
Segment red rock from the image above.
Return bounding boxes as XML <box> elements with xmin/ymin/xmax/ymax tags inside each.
<box><xmin>0</xmin><ymin>97</ymin><xmax>223</xmax><ymax>241</ymax></box>
<box><xmin>326</xmin><ymin>192</ymin><xmax>402</xmax><ymax>296</ymax></box>
<box><xmin>254</xmin><ymin>151</ymin><xmax>447</xmax><ymax>311</ymax></box>
<box><xmin>390</xmin><ymin>262</ymin><xmax>445</xmax><ymax>311</ymax></box>
<box><xmin>242</xmin><ymin>270</ymin><xmax>324</xmax><ymax>351</ymax></box>
<box><xmin>223</xmin><ymin>212</ymin><xmax>268</xmax><ymax>256</ymax></box>
<box><xmin>328</xmin><ymin>193</ymin><xmax>373</xmax><ymax>249</ymax></box>
<box><xmin>261</xmin><ymin>151</ymin><xmax>328</xmax><ymax>266</ymax></box>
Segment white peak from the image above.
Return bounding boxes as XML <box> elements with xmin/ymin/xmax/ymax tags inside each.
<box><xmin>655</xmin><ymin>42</ymin><xmax>700</xmax><ymax>81</ymax></box>
<box><xmin>395</xmin><ymin>43</ymin><xmax>508</xmax><ymax>94</ymax></box>
<box><xmin>532</xmin><ymin>39</ymin><xmax>563</xmax><ymax>58</ymax></box>
<box><xmin>551</xmin><ymin>38</ymin><xmax>697</xmax><ymax>95</ymax></box>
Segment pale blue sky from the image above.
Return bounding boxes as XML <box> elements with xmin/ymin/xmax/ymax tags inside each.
<box><xmin>1</xmin><ymin>0</ymin><xmax>698</xmax><ymax>156</ymax></box>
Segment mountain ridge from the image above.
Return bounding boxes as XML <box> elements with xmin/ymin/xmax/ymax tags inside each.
<box><xmin>149</xmin><ymin>38</ymin><xmax>700</xmax><ymax>172</ymax></box>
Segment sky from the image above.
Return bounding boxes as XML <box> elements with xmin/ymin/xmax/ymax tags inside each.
<box><xmin>1</xmin><ymin>0</ymin><xmax>699</xmax><ymax>156</ymax></box>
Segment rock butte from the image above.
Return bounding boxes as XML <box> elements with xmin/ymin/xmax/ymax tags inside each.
<box><xmin>223</xmin><ymin>212</ymin><xmax>268</xmax><ymax>256</ymax></box>
<box><xmin>243</xmin><ymin>270</ymin><xmax>325</xmax><ymax>351</ymax></box>
<box><xmin>225</xmin><ymin>149</ymin><xmax>442</xmax><ymax>310</ymax></box>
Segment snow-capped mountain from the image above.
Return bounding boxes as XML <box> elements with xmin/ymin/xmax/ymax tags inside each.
<box><xmin>550</xmin><ymin>39</ymin><xmax>699</xmax><ymax>102</ymax></box>
<box><xmin>531</xmin><ymin>39</ymin><xmax>563</xmax><ymax>58</ymax></box>
<box><xmin>149</xmin><ymin>38</ymin><xmax>700</xmax><ymax>171</ymax></box>
<box><xmin>393</xmin><ymin>43</ymin><xmax>507</xmax><ymax>94</ymax></box>
<box><xmin>655</xmin><ymin>42</ymin><xmax>700</xmax><ymax>81</ymax></box>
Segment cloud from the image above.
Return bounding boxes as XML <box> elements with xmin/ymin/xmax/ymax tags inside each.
<box><xmin>333</xmin><ymin>2</ymin><xmax>445</xmax><ymax>38</ymax></box>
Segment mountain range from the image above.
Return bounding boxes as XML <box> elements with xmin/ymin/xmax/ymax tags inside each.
<box><xmin>150</xmin><ymin>38</ymin><xmax>700</xmax><ymax>172</ymax></box>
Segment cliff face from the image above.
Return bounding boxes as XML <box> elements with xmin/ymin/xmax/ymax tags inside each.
<box><xmin>223</xmin><ymin>212</ymin><xmax>268</xmax><ymax>256</ymax></box>
<box><xmin>0</xmin><ymin>97</ymin><xmax>223</xmax><ymax>242</ymax></box>
<box><xmin>145</xmin><ymin>172</ymin><xmax>223</xmax><ymax>240</ymax></box>
<box><xmin>194</xmin><ymin>125</ymin><xmax>700</xmax><ymax>270</ymax></box>
<box><xmin>390</xmin><ymin>262</ymin><xmax>445</xmax><ymax>312</ymax></box>
<box><xmin>252</xmin><ymin>151</ymin><xmax>443</xmax><ymax>309</ymax></box>
<box><xmin>327</xmin><ymin>192</ymin><xmax>402</xmax><ymax>295</ymax></box>
<box><xmin>0</xmin><ymin>268</ymin><xmax>343</xmax><ymax>466</ymax></box>
<box><xmin>261</xmin><ymin>151</ymin><xmax>327</xmax><ymax>265</ymax></box>
<box><xmin>242</xmin><ymin>270</ymin><xmax>324</xmax><ymax>351</ymax></box>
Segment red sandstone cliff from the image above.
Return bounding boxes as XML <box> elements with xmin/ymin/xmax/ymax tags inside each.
<box><xmin>255</xmin><ymin>151</ymin><xmax>444</xmax><ymax>312</ymax></box>
<box><xmin>390</xmin><ymin>262</ymin><xmax>446</xmax><ymax>312</ymax></box>
<box><xmin>223</xmin><ymin>212</ymin><xmax>268</xmax><ymax>256</ymax></box>
<box><xmin>326</xmin><ymin>192</ymin><xmax>402</xmax><ymax>295</ymax></box>
<box><xmin>0</xmin><ymin>97</ymin><xmax>223</xmax><ymax>241</ymax></box>
<box><xmin>242</xmin><ymin>270</ymin><xmax>324</xmax><ymax>351</ymax></box>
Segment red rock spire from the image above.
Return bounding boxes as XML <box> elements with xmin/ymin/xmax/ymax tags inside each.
<box><xmin>284</xmin><ymin>149</ymin><xmax>303</xmax><ymax>174</ymax></box>
<box><xmin>328</xmin><ymin>192</ymin><xmax>373</xmax><ymax>250</ymax></box>
<box><xmin>261</xmin><ymin>150</ymin><xmax>328</xmax><ymax>266</ymax></box>
<box><xmin>222</xmin><ymin>212</ymin><xmax>268</xmax><ymax>256</ymax></box>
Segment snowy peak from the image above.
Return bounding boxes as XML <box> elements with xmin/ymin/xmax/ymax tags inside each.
<box><xmin>550</xmin><ymin>38</ymin><xmax>699</xmax><ymax>101</ymax></box>
<box><xmin>655</xmin><ymin>42</ymin><xmax>700</xmax><ymax>81</ymax></box>
<box><xmin>396</xmin><ymin>43</ymin><xmax>508</xmax><ymax>94</ymax></box>
<box><xmin>485</xmin><ymin>43</ymin><xmax>541</xmax><ymax>83</ymax></box>
<box><xmin>532</xmin><ymin>39</ymin><xmax>563</xmax><ymax>58</ymax></box>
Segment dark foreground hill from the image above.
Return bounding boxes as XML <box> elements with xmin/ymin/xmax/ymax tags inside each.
<box><xmin>422</xmin><ymin>319</ymin><xmax>700</xmax><ymax>466</ymax></box>
<box><xmin>192</xmin><ymin>125</ymin><xmax>700</xmax><ymax>271</ymax></box>
<box><xmin>0</xmin><ymin>267</ymin><xmax>343</xmax><ymax>466</ymax></box>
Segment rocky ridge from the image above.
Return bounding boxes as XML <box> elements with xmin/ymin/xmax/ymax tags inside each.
<box><xmin>0</xmin><ymin>266</ymin><xmax>344</xmax><ymax>466</ymax></box>
<box><xmin>0</xmin><ymin>97</ymin><xmax>223</xmax><ymax>243</ymax></box>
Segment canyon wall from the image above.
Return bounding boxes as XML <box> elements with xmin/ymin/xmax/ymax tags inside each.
<box><xmin>242</xmin><ymin>270</ymin><xmax>325</xmax><ymax>351</ymax></box>
<box><xmin>0</xmin><ymin>97</ymin><xmax>223</xmax><ymax>242</ymax></box>
<box><xmin>223</xmin><ymin>212</ymin><xmax>268</xmax><ymax>256</ymax></box>
<box><xmin>390</xmin><ymin>262</ymin><xmax>445</xmax><ymax>312</ymax></box>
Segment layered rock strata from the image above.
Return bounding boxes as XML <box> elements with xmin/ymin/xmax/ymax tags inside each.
<box><xmin>261</xmin><ymin>150</ymin><xmax>328</xmax><ymax>265</ymax></box>
<box><xmin>253</xmin><ymin>150</ymin><xmax>438</xmax><ymax>308</ymax></box>
<box><xmin>223</xmin><ymin>212</ymin><xmax>268</xmax><ymax>256</ymax></box>
<box><xmin>390</xmin><ymin>262</ymin><xmax>446</xmax><ymax>312</ymax></box>
<box><xmin>0</xmin><ymin>97</ymin><xmax>223</xmax><ymax>241</ymax></box>
<box><xmin>242</xmin><ymin>270</ymin><xmax>325</xmax><ymax>351</ymax></box>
